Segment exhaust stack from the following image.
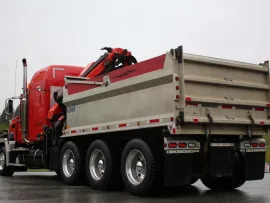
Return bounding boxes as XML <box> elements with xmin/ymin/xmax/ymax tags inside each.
<box><xmin>21</xmin><ymin>58</ymin><xmax>30</xmax><ymax>144</ymax></box>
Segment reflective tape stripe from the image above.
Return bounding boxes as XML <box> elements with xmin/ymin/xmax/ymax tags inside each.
<box><xmin>63</xmin><ymin>116</ymin><xmax>174</xmax><ymax>137</ymax></box>
<box><xmin>193</xmin><ymin>118</ymin><xmax>199</xmax><ymax>123</ymax></box>
<box><xmin>117</xmin><ymin>123</ymin><xmax>127</xmax><ymax>128</ymax></box>
<box><xmin>253</xmin><ymin>107</ymin><xmax>266</xmax><ymax>111</ymax></box>
<box><xmin>149</xmin><ymin>119</ymin><xmax>160</xmax><ymax>123</ymax></box>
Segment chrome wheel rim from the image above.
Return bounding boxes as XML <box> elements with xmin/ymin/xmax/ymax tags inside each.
<box><xmin>0</xmin><ymin>152</ymin><xmax>5</xmax><ymax>170</ymax></box>
<box><xmin>89</xmin><ymin>149</ymin><xmax>105</xmax><ymax>180</ymax></box>
<box><xmin>62</xmin><ymin>150</ymin><xmax>75</xmax><ymax>177</ymax></box>
<box><xmin>125</xmin><ymin>150</ymin><xmax>146</xmax><ymax>185</ymax></box>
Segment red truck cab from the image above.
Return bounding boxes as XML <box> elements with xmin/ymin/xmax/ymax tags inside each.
<box><xmin>9</xmin><ymin>65</ymin><xmax>84</xmax><ymax>144</ymax></box>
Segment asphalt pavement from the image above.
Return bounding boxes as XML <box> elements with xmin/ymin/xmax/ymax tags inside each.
<box><xmin>0</xmin><ymin>172</ymin><xmax>269</xmax><ymax>203</ymax></box>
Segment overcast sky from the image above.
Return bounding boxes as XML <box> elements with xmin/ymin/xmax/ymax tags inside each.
<box><xmin>0</xmin><ymin>0</ymin><xmax>269</xmax><ymax>110</ymax></box>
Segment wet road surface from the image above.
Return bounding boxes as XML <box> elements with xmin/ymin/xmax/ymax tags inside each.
<box><xmin>0</xmin><ymin>172</ymin><xmax>269</xmax><ymax>203</ymax></box>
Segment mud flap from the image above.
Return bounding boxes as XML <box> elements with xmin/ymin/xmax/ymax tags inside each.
<box><xmin>240</xmin><ymin>138</ymin><xmax>267</xmax><ymax>181</ymax></box>
<box><xmin>244</xmin><ymin>152</ymin><xmax>265</xmax><ymax>180</ymax></box>
<box><xmin>208</xmin><ymin>144</ymin><xmax>235</xmax><ymax>177</ymax></box>
<box><xmin>164</xmin><ymin>152</ymin><xmax>201</xmax><ymax>186</ymax></box>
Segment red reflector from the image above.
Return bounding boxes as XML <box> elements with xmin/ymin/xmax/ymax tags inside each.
<box><xmin>176</xmin><ymin>95</ymin><xmax>180</xmax><ymax>99</ymax></box>
<box><xmin>267</xmin><ymin>103</ymin><xmax>270</xmax><ymax>107</ymax></box>
<box><xmin>168</xmin><ymin>143</ymin><xmax>177</xmax><ymax>148</ymax></box>
<box><xmin>176</xmin><ymin>86</ymin><xmax>179</xmax><ymax>90</ymax></box>
<box><xmin>172</xmin><ymin>128</ymin><xmax>176</xmax><ymax>134</ymax></box>
<box><xmin>137</xmin><ymin>122</ymin><xmax>140</xmax><ymax>126</ymax></box>
<box><xmin>255</xmin><ymin>107</ymin><xmax>265</xmax><ymax>111</ymax></box>
<box><xmin>178</xmin><ymin>143</ymin><xmax>187</xmax><ymax>148</ymax></box>
<box><xmin>193</xmin><ymin>118</ymin><xmax>199</xmax><ymax>123</ymax></box>
<box><xmin>259</xmin><ymin>143</ymin><xmax>265</xmax><ymax>147</ymax></box>
<box><xmin>92</xmin><ymin>127</ymin><xmax>99</xmax><ymax>131</ymax></box>
<box><xmin>164</xmin><ymin>143</ymin><xmax>167</xmax><ymax>148</ymax></box>
<box><xmin>170</xmin><ymin>117</ymin><xmax>174</xmax><ymax>121</ymax></box>
<box><xmin>71</xmin><ymin>130</ymin><xmax>76</xmax><ymax>133</ymax></box>
<box><xmin>118</xmin><ymin>123</ymin><xmax>127</xmax><ymax>127</ymax></box>
<box><xmin>175</xmin><ymin>76</ymin><xmax>179</xmax><ymax>81</ymax></box>
<box><xmin>149</xmin><ymin>119</ymin><xmax>160</xmax><ymax>123</ymax></box>
<box><xmin>252</xmin><ymin>143</ymin><xmax>258</xmax><ymax>147</ymax></box>
<box><xmin>260</xmin><ymin>121</ymin><xmax>264</xmax><ymax>125</ymax></box>
<box><xmin>186</xmin><ymin>97</ymin><xmax>191</xmax><ymax>101</ymax></box>
<box><xmin>222</xmin><ymin>105</ymin><xmax>233</xmax><ymax>109</ymax></box>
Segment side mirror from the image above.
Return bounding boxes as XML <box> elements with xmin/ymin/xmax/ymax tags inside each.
<box><xmin>8</xmin><ymin>99</ymin><xmax>13</xmax><ymax>114</ymax></box>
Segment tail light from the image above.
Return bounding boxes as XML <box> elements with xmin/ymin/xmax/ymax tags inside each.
<box><xmin>259</xmin><ymin>143</ymin><xmax>265</xmax><ymax>147</ymax></box>
<box><xmin>178</xmin><ymin>143</ymin><xmax>187</xmax><ymax>148</ymax></box>
<box><xmin>168</xmin><ymin>143</ymin><xmax>177</xmax><ymax>148</ymax></box>
<box><xmin>252</xmin><ymin>143</ymin><xmax>258</xmax><ymax>147</ymax></box>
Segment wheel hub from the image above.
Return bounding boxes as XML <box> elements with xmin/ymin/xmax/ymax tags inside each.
<box><xmin>62</xmin><ymin>150</ymin><xmax>75</xmax><ymax>177</ymax></box>
<box><xmin>125</xmin><ymin>150</ymin><xmax>146</xmax><ymax>185</ymax></box>
<box><xmin>90</xmin><ymin>149</ymin><xmax>106</xmax><ymax>180</ymax></box>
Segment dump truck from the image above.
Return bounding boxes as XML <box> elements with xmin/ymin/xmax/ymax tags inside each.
<box><xmin>0</xmin><ymin>45</ymin><xmax>269</xmax><ymax>196</ymax></box>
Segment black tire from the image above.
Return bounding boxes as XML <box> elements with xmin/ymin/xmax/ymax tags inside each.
<box><xmin>0</xmin><ymin>146</ymin><xmax>14</xmax><ymax>176</ymax></box>
<box><xmin>85</xmin><ymin>140</ymin><xmax>122</xmax><ymax>190</ymax></box>
<box><xmin>121</xmin><ymin>139</ymin><xmax>158</xmax><ymax>196</ymax></box>
<box><xmin>201</xmin><ymin>152</ymin><xmax>246</xmax><ymax>190</ymax></box>
<box><xmin>201</xmin><ymin>174</ymin><xmax>245</xmax><ymax>191</ymax></box>
<box><xmin>59</xmin><ymin>141</ymin><xmax>83</xmax><ymax>185</ymax></box>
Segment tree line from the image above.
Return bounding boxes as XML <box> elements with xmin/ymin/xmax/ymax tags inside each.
<box><xmin>0</xmin><ymin>104</ymin><xmax>19</xmax><ymax>130</ymax></box>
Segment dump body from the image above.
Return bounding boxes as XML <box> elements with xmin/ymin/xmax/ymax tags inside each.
<box><xmin>180</xmin><ymin>53</ymin><xmax>270</xmax><ymax>136</ymax></box>
<box><xmin>62</xmin><ymin>47</ymin><xmax>270</xmax><ymax>137</ymax></box>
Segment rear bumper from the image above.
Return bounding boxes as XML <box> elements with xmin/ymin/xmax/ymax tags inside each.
<box><xmin>163</xmin><ymin>137</ymin><xmax>267</xmax><ymax>186</ymax></box>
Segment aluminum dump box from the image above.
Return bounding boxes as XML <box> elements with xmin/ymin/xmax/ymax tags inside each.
<box><xmin>62</xmin><ymin>46</ymin><xmax>270</xmax><ymax>137</ymax></box>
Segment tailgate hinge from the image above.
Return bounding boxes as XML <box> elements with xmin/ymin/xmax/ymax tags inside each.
<box><xmin>205</xmin><ymin>108</ymin><xmax>213</xmax><ymax>141</ymax></box>
<box><xmin>247</xmin><ymin>110</ymin><xmax>255</xmax><ymax>142</ymax></box>
<box><xmin>200</xmin><ymin>108</ymin><xmax>213</xmax><ymax>173</ymax></box>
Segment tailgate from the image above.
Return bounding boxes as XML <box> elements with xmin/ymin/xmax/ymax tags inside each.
<box><xmin>179</xmin><ymin>52</ymin><xmax>270</xmax><ymax>134</ymax></box>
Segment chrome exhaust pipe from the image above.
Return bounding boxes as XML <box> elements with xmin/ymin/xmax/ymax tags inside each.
<box><xmin>22</xmin><ymin>58</ymin><xmax>31</xmax><ymax>144</ymax></box>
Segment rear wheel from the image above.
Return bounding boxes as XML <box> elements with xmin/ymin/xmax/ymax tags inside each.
<box><xmin>59</xmin><ymin>141</ymin><xmax>83</xmax><ymax>185</ymax></box>
<box><xmin>121</xmin><ymin>139</ymin><xmax>158</xmax><ymax>196</ymax></box>
<box><xmin>201</xmin><ymin>174</ymin><xmax>245</xmax><ymax>190</ymax></box>
<box><xmin>85</xmin><ymin>140</ymin><xmax>122</xmax><ymax>190</ymax></box>
<box><xmin>201</xmin><ymin>152</ymin><xmax>246</xmax><ymax>190</ymax></box>
<box><xmin>0</xmin><ymin>147</ymin><xmax>14</xmax><ymax>176</ymax></box>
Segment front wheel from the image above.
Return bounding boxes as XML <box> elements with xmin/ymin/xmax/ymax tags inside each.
<box><xmin>0</xmin><ymin>147</ymin><xmax>14</xmax><ymax>176</ymax></box>
<box><xmin>121</xmin><ymin>139</ymin><xmax>158</xmax><ymax>196</ymax></box>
